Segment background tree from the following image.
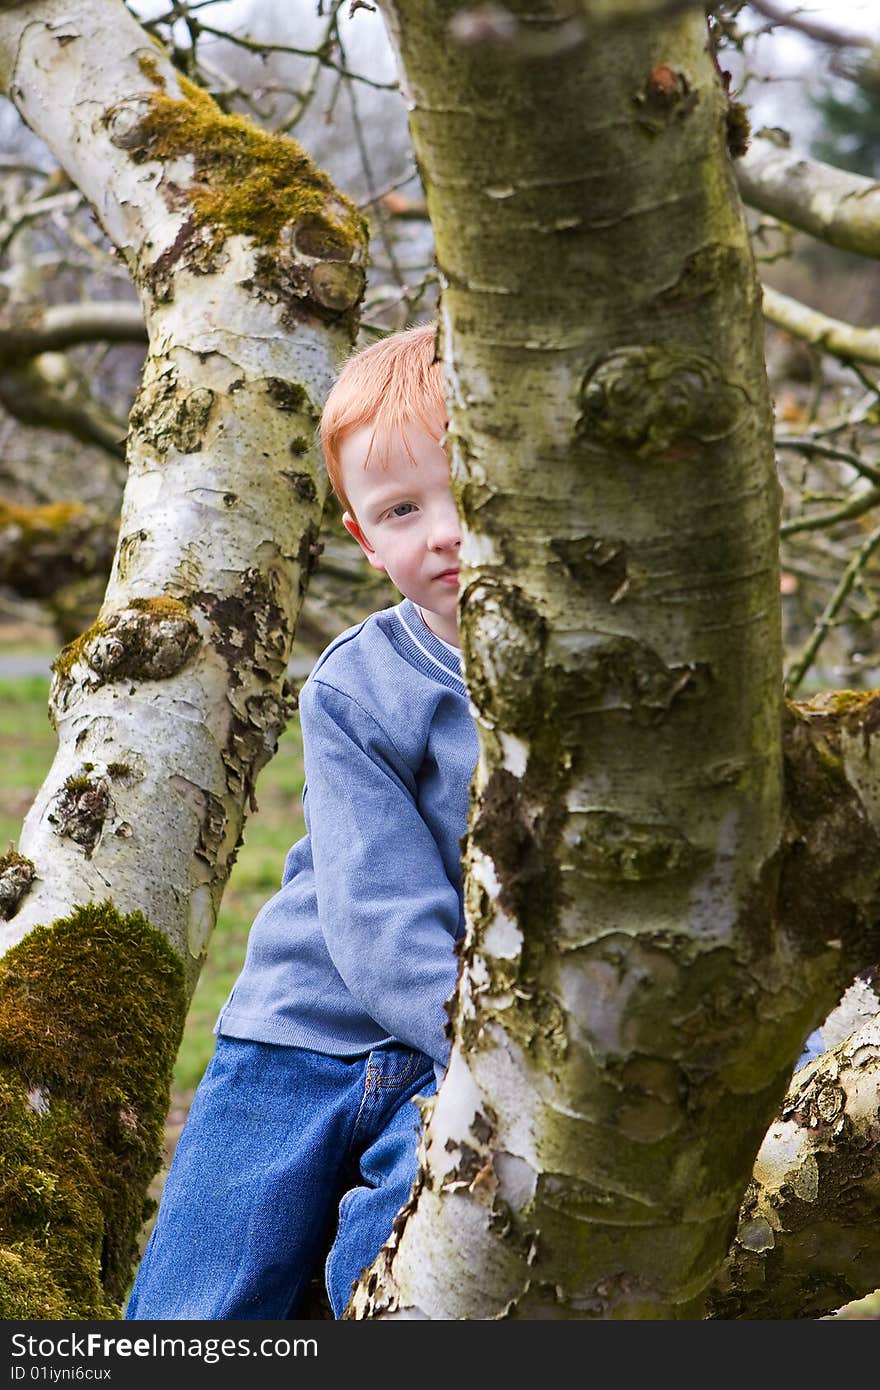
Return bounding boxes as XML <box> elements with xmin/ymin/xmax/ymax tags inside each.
<box><xmin>0</xmin><ymin>0</ymin><xmax>879</xmax><ymax>1320</ymax></box>
<box><xmin>812</xmin><ymin>75</ymin><xmax>880</xmax><ymax>179</ymax></box>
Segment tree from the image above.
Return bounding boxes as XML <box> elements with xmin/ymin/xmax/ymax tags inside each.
<box><xmin>0</xmin><ymin>0</ymin><xmax>367</xmax><ymax>1317</ymax></box>
<box><xmin>0</xmin><ymin>0</ymin><xmax>879</xmax><ymax>1320</ymax></box>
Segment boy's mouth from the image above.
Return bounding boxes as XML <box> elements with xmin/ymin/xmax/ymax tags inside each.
<box><xmin>435</xmin><ymin>568</ymin><xmax>459</xmax><ymax>583</ymax></box>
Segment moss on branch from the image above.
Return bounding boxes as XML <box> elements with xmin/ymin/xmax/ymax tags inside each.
<box><xmin>0</xmin><ymin>903</ymin><xmax>187</xmax><ymax>1318</ymax></box>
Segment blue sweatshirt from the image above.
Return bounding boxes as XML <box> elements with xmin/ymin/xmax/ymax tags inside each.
<box><xmin>216</xmin><ymin>598</ymin><xmax>479</xmax><ymax>1068</ymax></box>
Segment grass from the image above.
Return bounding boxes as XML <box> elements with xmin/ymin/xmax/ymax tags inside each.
<box><xmin>0</xmin><ymin>663</ymin><xmax>305</xmax><ymax>1101</ymax></box>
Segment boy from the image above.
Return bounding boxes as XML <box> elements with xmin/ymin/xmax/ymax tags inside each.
<box><xmin>125</xmin><ymin>324</ymin><xmax>478</xmax><ymax>1320</ymax></box>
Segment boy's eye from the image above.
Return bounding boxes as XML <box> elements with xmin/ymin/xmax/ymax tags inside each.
<box><xmin>388</xmin><ymin>502</ymin><xmax>417</xmax><ymax>518</ymax></box>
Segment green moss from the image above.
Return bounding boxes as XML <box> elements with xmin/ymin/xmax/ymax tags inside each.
<box><xmin>0</xmin><ymin>902</ymin><xmax>187</xmax><ymax>1318</ymax></box>
<box><xmin>726</xmin><ymin>98</ymin><xmax>751</xmax><ymax>158</ymax></box>
<box><xmin>62</xmin><ymin>774</ymin><xmax>95</xmax><ymax>796</ymax></box>
<box><xmin>0</xmin><ymin>848</ymin><xmax>31</xmax><ymax>876</ymax></box>
<box><xmin>128</xmin><ymin>595</ymin><xmax>191</xmax><ymax>621</ymax></box>
<box><xmin>266</xmin><ymin>379</ymin><xmax>308</xmax><ymax>413</ymax></box>
<box><xmin>0</xmin><ymin>1246</ymin><xmax>69</xmax><ymax>1319</ymax></box>
<box><xmin>106</xmin><ymin>763</ymin><xmax>132</xmax><ymax>778</ymax></box>
<box><xmin>117</xmin><ymin>75</ymin><xmax>367</xmax><ymax>253</ymax></box>
<box><xmin>816</xmin><ymin>690</ymin><xmax>873</xmax><ymax>716</ymax></box>
<box><xmin>136</xmin><ymin>52</ymin><xmax>167</xmax><ymax>92</ymax></box>
<box><xmin>51</xmin><ymin>618</ymin><xmax>104</xmax><ymax>685</ymax></box>
<box><xmin>0</xmin><ymin>499</ymin><xmax>86</xmax><ymax>535</ymax></box>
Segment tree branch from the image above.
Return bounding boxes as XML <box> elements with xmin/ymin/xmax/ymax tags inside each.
<box><xmin>0</xmin><ymin>302</ymin><xmax>146</xmax><ymax>365</ymax></box>
<box><xmin>0</xmin><ymin>497</ymin><xmax>118</xmax><ymax>599</ymax></box>
<box><xmin>708</xmin><ymin>1014</ymin><xmax>880</xmax><ymax>1319</ymax></box>
<box><xmin>0</xmin><ymin>358</ymin><xmax>127</xmax><ymax>458</ymax></box>
<box><xmin>745</xmin><ymin>0</ymin><xmax>876</xmax><ymax>53</ymax></box>
<box><xmin>762</xmin><ymin>285</ymin><xmax>880</xmax><ymax>368</ymax></box>
<box><xmin>703</xmin><ymin>694</ymin><xmax>880</xmax><ymax>1317</ymax></box>
<box><xmin>784</xmin><ymin>524</ymin><xmax>880</xmax><ymax>691</ymax></box>
<box><xmin>777</xmin><ymin>695</ymin><xmax>880</xmax><ymax>980</ymax></box>
<box><xmin>737</xmin><ymin>134</ymin><xmax>880</xmax><ymax>261</ymax></box>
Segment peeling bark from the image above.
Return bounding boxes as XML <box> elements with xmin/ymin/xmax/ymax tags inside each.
<box><xmin>708</xmin><ymin>1016</ymin><xmax>880</xmax><ymax>1319</ymax></box>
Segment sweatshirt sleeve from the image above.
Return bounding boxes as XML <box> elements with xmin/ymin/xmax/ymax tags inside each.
<box><xmin>298</xmin><ymin>675</ymin><xmax>461</xmax><ymax>1067</ymax></box>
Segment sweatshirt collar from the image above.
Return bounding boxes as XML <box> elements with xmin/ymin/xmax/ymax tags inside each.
<box><xmin>394</xmin><ymin>599</ymin><xmax>467</xmax><ymax>691</ymax></box>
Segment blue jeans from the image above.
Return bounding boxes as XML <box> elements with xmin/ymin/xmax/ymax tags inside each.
<box><xmin>125</xmin><ymin>1036</ymin><xmax>435</xmax><ymax>1320</ymax></box>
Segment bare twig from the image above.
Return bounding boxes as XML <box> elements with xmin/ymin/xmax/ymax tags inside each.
<box><xmin>746</xmin><ymin>0</ymin><xmax>876</xmax><ymax>51</ymax></box>
<box><xmin>775</xmin><ymin>437</ymin><xmax>880</xmax><ymax>488</ymax></box>
<box><xmin>781</xmin><ymin>485</ymin><xmax>880</xmax><ymax>538</ymax></box>
<box><xmin>196</xmin><ymin>20</ymin><xmax>398</xmax><ymax>91</ymax></box>
<box><xmin>784</xmin><ymin>522</ymin><xmax>880</xmax><ymax>693</ymax></box>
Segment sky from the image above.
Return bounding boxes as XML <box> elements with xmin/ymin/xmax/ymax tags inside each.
<box><xmin>126</xmin><ymin>2</ymin><xmax>879</xmax><ymax>156</ymax></box>
<box><xmin>724</xmin><ymin>2</ymin><xmax>879</xmax><ymax>150</ymax></box>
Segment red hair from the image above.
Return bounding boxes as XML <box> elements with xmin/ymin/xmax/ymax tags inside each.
<box><xmin>320</xmin><ymin>323</ymin><xmax>447</xmax><ymax>514</ymax></box>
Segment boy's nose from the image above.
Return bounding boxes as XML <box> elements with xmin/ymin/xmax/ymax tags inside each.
<box><xmin>427</xmin><ymin>502</ymin><xmax>461</xmax><ymax>551</ymax></box>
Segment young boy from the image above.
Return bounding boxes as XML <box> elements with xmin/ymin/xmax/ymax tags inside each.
<box><xmin>125</xmin><ymin>324</ymin><xmax>478</xmax><ymax>1320</ymax></box>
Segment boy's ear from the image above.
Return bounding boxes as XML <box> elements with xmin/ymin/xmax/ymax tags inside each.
<box><xmin>342</xmin><ymin>512</ymin><xmax>386</xmax><ymax>572</ymax></box>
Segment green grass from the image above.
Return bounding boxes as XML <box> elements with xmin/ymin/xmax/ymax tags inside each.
<box><xmin>0</xmin><ymin>666</ymin><xmax>305</xmax><ymax>1100</ymax></box>
<box><xmin>0</xmin><ymin>673</ymin><xmax>56</xmax><ymax>850</ymax></box>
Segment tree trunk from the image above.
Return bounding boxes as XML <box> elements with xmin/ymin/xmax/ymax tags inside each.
<box><xmin>351</xmin><ymin>0</ymin><xmax>879</xmax><ymax>1320</ymax></box>
<box><xmin>0</xmin><ymin>0</ymin><xmax>367</xmax><ymax>1317</ymax></box>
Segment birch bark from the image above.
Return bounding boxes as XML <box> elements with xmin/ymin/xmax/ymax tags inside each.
<box><xmin>350</xmin><ymin>0</ymin><xmax>880</xmax><ymax>1320</ymax></box>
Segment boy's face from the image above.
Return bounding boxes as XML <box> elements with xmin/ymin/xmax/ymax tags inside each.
<box><xmin>339</xmin><ymin>419</ymin><xmax>461</xmax><ymax>647</ymax></box>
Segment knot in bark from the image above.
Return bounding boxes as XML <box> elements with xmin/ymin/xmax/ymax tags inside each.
<box><xmin>578</xmin><ymin>637</ymin><xmax>712</xmax><ymax>725</ymax></box>
<box><xmin>249</xmin><ymin>202</ymin><xmax>367</xmax><ymax>329</ymax></box>
<box><xmin>51</xmin><ymin>599</ymin><xmax>200</xmax><ymax>713</ymax></box>
<box><xmin>577</xmin><ymin>347</ymin><xmax>744</xmax><ymax>458</ymax></box>
<box><xmin>0</xmin><ymin>849</ymin><xmax>35</xmax><ymax>921</ymax></box>
<box><xmin>84</xmin><ymin>601</ymin><xmax>200</xmax><ymax>683</ymax></box>
<box><xmin>576</xmin><ymin>810</ymin><xmax>701</xmax><ymax>882</ymax></box>
<box><xmin>815</xmin><ymin>1082</ymin><xmax>846</xmax><ymax>1126</ymax></box>
<box><xmin>459</xmin><ymin>579</ymin><xmax>546</xmax><ymax>732</ymax></box>
<box><xmin>290</xmin><ymin>208</ymin><xmax>363</xmax><ymax>262</ymax></box>
<box><xmin>308</xmin><ymin>262</ymin><xmax>366</xmax><ymax>312</ymax></box>
<box><xmin>47</xmin><ymin>769</ymin><xmax>113</xmax><ymax>857</ymax></box>
<box><xmin>88</xmin><ymin>635</ymin><xmax>126</xmax><ymax>673</ymax></box>
<box><xmin>104</xmin><ymin>97</ymin><xmax>156</xmax><ymax>150</ymax></box>
<box><xmin>129</xmin><ymin>376</ymin><xmax>215</xmax><ymax>454</ymax></box>
<box><xmin>634</xmin><ymin>66</ymin><xmax>697</xmax><ymax>134</ymax></box>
